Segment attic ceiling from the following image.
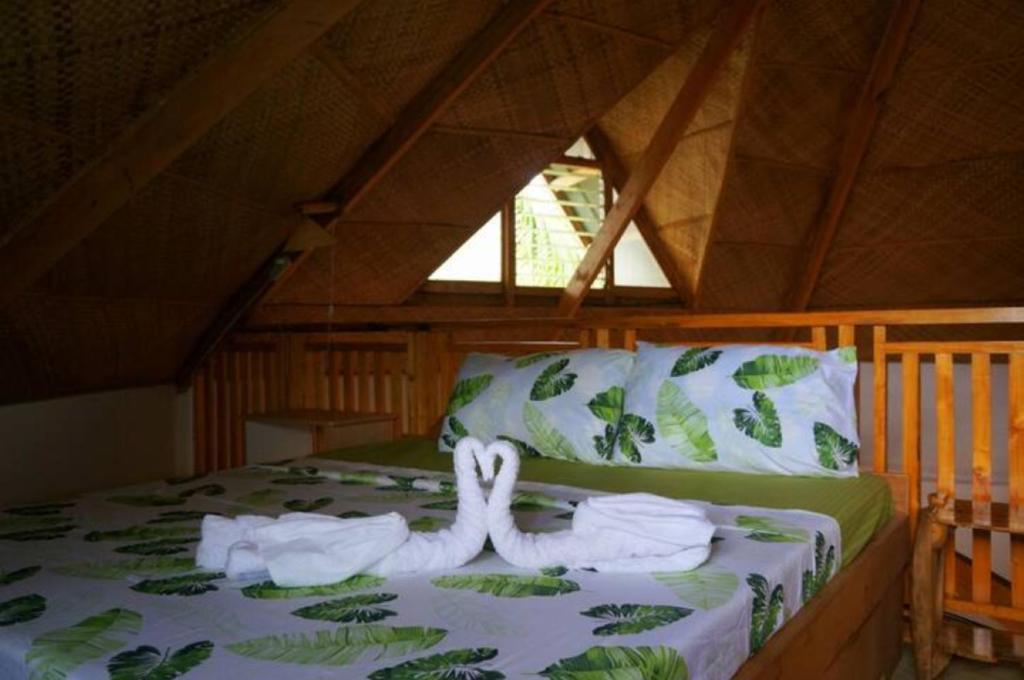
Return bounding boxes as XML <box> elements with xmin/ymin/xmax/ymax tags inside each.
<box><xmin>1</xmin><ymin>0</ymin><xmax>1023</xmax><ymax>405</ymax></box>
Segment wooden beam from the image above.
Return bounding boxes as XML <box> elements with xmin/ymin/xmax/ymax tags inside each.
<box><xmin>557</xmin><ymin>0</ymin><xmax>764</xmax><ymax>317</ymax></box>
<box><xmin>0</xmin><ymin>0</ymin><xmax>363</xmax><ymax>306</ymax></box>
<box><xmin>250</xmin><ymin>304</ymin><xmax>1024</xmax><ymax>330</ymax></box>
<box><xmin>691</xmin><ymin>8</ymin><xmax>763</xmax><ymax>310</ymax></box>
<box><xmin>176</xmin><ymin>0</ymin><xmax>552</xmax><ymax>385</ymax></box>
<box><xmin>787</xmin><ymin>0</ymin><xmax>922</xmax><ymax>310</ymax></box>
<box><xmin>175</xmin><ymin>249</ymin><xmax>300</xmax><ymax>390</ymax></box>
<box><xmin>584</xmin><ymin>127</ymin><xmax>690</xmax><ymax>305</ymax></box>
<box><xmin>324</xmin><ymin>0</ymin><xmax>555</xmax><ymax>216</ymax></box>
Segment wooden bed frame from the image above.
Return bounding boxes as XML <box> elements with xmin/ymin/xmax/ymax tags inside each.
<box><xmin>193</xmin><ymin>305</ymin><xmax>1024</xmax><ymax>677</ymax></box>
<box><xmin>735</xmin><ymin>473</ymin><xmax>910</xmax><ymax>680</ymax></box>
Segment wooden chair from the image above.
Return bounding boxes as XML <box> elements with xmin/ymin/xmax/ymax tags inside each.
<box><xmin>912</xmin><ymin>492</ymin><xmax>1024</xmax><ymax>678</ymax></box>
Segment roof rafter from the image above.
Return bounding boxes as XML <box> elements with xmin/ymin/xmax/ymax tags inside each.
<box><xmin>787</xmin><ymin>0</ymin><xmax>923</xmax><ymax>310</ymax></box>
<box><xmin>174</xmin><ymin>0</ymin><xmax>553</xmax><ymax>386</ymax></box>
<box><xmin>584</xmin><ymin>127</ymin><xmax>690</xmax><ymax>305</ymax></box>
<box><xmin>0</xmin><ymin>0</ymin><xmax>363</xmax><ymax>307</ymax></box>
<box><xmin>557</xmin><ymin>0</ymin><xmax>766</xmax><ymax>318</ymax></box>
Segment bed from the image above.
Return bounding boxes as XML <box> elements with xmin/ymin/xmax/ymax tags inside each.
<box><xmin>0</xmin><ymin>438</ymin><xmax>908</xmax><ymax>679</ymax></box>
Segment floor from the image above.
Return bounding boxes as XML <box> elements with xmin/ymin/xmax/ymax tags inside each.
<box><xmin>893</xmin><ymin>647</ymin><xmax>1023</xmax><ymax>679</ymax></box>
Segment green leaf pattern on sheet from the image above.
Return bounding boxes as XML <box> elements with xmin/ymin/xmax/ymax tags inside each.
<box><xmin>0</xmin><ymin>594</ymin><xmax>46</xmax><ymax>627</ymax></box>
<box><xmin>530</xmin><ymin>359</ymin><xmax>577</xmax><ymax>401</ymax></box>
<box><xmin>656</xmin><ymin>381</ymin><xmax>717</xmax><ymax>462</ymax></box>
<box><xmin>732</xmin><ymin>391</ymin><xmax>782</xmax><ymax>447</ymax></box>
<box><xmin>538</xmin><ymin>645</ymin><xmax>688</xmax><ymax>679</ymax></box>
<box><xmin>654</xmin><ymin>567</ymin><xmax>739</xmax><ymax>610</ymax></box>
<box><xmin>446</xmin><ymin>375</ymin><xmax>494</xmax><ymax>415</ymax></box>
<box><xmin>26</xmin><ymin>608</ymin><xmax>142</xmax><ymax>679</ymax></box>
<box><xmin>523</xmin><ymin>403</ymin><xmax>579</xmax><ymax>461</ymax></box>
<box><xmin>291</xmin><ymin>593</ymin><xmax>399</xmax><ymax>623</ymax></box>
<box><xmin>241</xmin><ymin>575</ymin><xmax>385</xmax><ymax>600</ymax></box>
<box><xmin>814</xmin><ymin>422</ymin><xmax>858</xmax><ymax>470</ymax></box>
<box><xmin>801</xmin><ymin>532</ymin><xmax>837</xmax><ymax>603</ymax></box>
<box><xmin>368</xmin><ymin>647</ymin><xmax>505</xmax><ymax>680</ymax></box>
<box><xmin>580</xmin><ymin>603</ymin><xmax>692</xmax><ymax>636</ymax></box>
<box><xmin>736</xmin><ymin>515</ymin><xmax>809</xmax><ymax>543</ymax></box>
<box><xmin>670</xmin><ymin>348</ymin><xmax>721</xmax><ymax>377</ymax></box>
<box><xmin>108</xmin><ymin>640</ymin><xmax>213</xmax><ymax>680</ymax></box>
<box><xmin>731</xmin><ymin>355</ymin><xmax>819</xmax><ymax>390</ymax></box>
<box><xmin>432</xmin><ymin>574</ymin><xmax>580</xmax><ymax>598</ymax></box>
<box><xmin>747</xmin><ymin>575</ymin><xmax>784</xmax><ymax>655</ymax></box>
<box><xmin>225</xmin><ymin>625</ymin><xmax>447</xmax><ymax>666</ymax></box>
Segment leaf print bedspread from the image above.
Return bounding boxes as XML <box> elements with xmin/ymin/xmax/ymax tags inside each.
<box><xmin>0</xmin><ymin>458</ymin><xmax>841</xmax><ymax>679</ymax></box>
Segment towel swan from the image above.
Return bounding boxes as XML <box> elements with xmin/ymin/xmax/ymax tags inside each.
<box><xmin>365</xmin><ymin>436</ymin><xmax>490</xmax><ymax>575</ymax></box>
<box><xmin>205</xmin><ymin>437</ymin><xmax>492</xmax><ymax>585</ymax></box>
<box><xmin>480</xmin><ymin>440</ymin><xmax>716</xmax><ymax>573</ymax></box>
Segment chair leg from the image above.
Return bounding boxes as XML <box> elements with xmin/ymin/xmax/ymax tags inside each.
<box><xmin>911</xmin><ymin>508</ymin><xmax>952</xmax><ymax>679</ymax></box>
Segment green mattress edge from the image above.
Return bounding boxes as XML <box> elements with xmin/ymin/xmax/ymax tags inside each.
<box><xmin>317</xmin><ymin>437</ymin><xmax>893</xmax><ymax>568</ymax></box>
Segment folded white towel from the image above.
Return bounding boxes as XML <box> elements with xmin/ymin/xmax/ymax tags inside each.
<box><xmin>195</xmin><ymin>514</ymin><xmax>273</xmax><ymax>571</ymax></box>
<box><xmin>250</xmin><ymin>512</ymin><xmax>409</xmax><ymax>587</ymax></box>
<box><xmin>484</xmin><ymin>441</ymin><xmax>715</xmax><ymax>573</ymax></box>
<box><xmin>199</xmin><ymin>437</ymin><xmax>492</xmax><ymax>586</ymax></box>
<box><xmin>572</xmin><ymin>493</ymin><xmax>716</xmax><ymax>559</ymax></box>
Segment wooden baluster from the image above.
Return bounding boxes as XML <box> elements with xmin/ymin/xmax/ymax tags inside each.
<box><xmin>595</xmin><ymin>328</ymin><xmax>610</xmax><ymax>349</ymax></box>
<box><xmin>241</xmin><ymin>352</ymin><xmax>253</xmax><ymax>465</ymax></box>
<box><xmin>1010</xmin><ymin>353</ymin><xmax>1024</xmax><ymax>608</ymax></box>
<box><xmin>205</xmin><ymin>355</ymin><xmax>218</xmax><ymax>472</ymax></box>
<box><xmin>902</xmin><ymin>353</ymin><xmax>920</xmax><ymax>534</ymax></box>
<box><xmin>873</xmin><ymin>326</ymin><xmax>887</xmax><ymax>473</ymax></box>
<box><xmin>360</xmin><ymin>350</ymin><xmax>372</xmax><ymax>412</ymax></box>
<box><xmin>971</xmin><ymin>353</ymin><xmax>992</xmax><ymax>604</ymax></box>
<box><xmin>303</xmin><ymin>348</ymin><xmax>316</xmax><ymax>409</ymax></box>
<box><xmin>328</xmin><ymin>349</ymin><xmax>340</xmax><ymax>411</ymax></box>
<box><xmin>193</xmin><ymin>365</ymin><xmax>207</xmax><ymax>474</ymax></box>
<box><xmin>345</xmin><ymin>351</ymin><xmax>357</xmax><ymax>411</ymax></box>
<box><xmin>310</xmin><ymin>350</ymin><xmax>323</xmax><ymax>409</ymax></box>
<box><xmin>811</xmin><ymin>326</ymin><xmax>827</xmax><ymax>350</ymax></box>
<box><xmin>935</xmin><ymin>352</ymin><xmax>956</xmax><ymax>597</ymax></box>
<box><xmin>264</xmin><ymin>347</ymin><xmax>275</xmax><ymax>412</ymax></box>
<box><xmin>838</xmin><ymin>325</ymin><xmax>859</xmax><ymax>424</ymax></box>
<box><xmin>390</xmin><ymin>353</ymin><xmax>404</xmax><ymax>435</ymax></box>
<box><xmin>231</xmin><ymin>352</ymin><xmax>244</xmax><ymax>468</ymax></box>
<box><xmin>375</xmin><ymin>351</ymin><xmax>386</xmax><ymax>413</ymax></box>
<box><xmin>623</xmin><ymin>329</ymin><xmax>638</xmax><ymax>351</ymax></box>
<box><xmin>216</xmin><ymin>352</ymin><xmax>229</xmax><ymax>471</ymax></box>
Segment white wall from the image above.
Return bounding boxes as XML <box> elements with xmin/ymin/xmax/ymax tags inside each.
<box><xmin>0</xmin><ymin>385</ymin><xmax>193</xmax><ymax>506</ymax></box>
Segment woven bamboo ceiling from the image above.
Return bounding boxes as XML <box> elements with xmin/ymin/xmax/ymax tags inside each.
<box><xmin>1</xmin><ymin>0</ymin><xmax>1022</xmax><ymax>404</ymax></box>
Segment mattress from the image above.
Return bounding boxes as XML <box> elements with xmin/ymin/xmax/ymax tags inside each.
<box><xmin>320</xmin><ymin>437</ymin><xmax>894</xmax><ymax>567</ymax></box>
<box><xmin>0</xmin><ymin>448</ymin><xmax>889</xmax><ymax>679</ymax></box>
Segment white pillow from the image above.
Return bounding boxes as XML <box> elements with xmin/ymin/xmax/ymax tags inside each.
<box><xmin>613</xmin><ymin>343</ymin><xmax>859</xmax><ymax>476</ymax></box>
<box><xmin>438</xmin><ymin>349</ymin><xmax>635</xmax><ymax>465</ymax></box>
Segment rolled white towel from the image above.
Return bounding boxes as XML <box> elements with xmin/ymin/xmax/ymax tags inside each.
<box><xmin>251</xmin><ymin>512</ymin><xmax>409</xmax><ymax>587</ymax></box>
<box><xmin>571</xmin><ymin>493</ymin><xmax>716</xmax><ymax>560</ymax></box>
<box><xmin>195</xmin><ymin>515</ymin><xmax>273</xmax><ymax>571</ymax></box>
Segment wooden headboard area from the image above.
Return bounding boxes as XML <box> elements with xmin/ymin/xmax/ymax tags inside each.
<box><xmin>196</xmin><ymin>305</ymin><xmax>1024</xmax><ymax>624</ymax></box>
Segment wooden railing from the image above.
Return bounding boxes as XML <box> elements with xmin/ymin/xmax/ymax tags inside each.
<box><xmin>192</xmin><ymin>332</ymin><xmax>415</xmax><ymax>473</ymax></box>
<box><xmin>197</xmin><ymin>306</ymin><xmax>1024</xmax><ymax>627</ymax></box>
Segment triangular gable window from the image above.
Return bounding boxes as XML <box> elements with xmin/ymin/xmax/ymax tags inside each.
<box><xmin>429</xmin><ymin>138</ymin><xmax>669</xmax><ymax>290</ymax></box>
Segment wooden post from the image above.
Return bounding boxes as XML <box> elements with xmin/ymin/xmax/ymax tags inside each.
<box><xmin>935</xmin><ymin>352</ymin><xmax>956</xmax><ymax>597</ymax></box>
<box><xmin>1009</xmin><ymin>353</ymin><xmax>1024</xmax><ymax>608</ymax></box>
<box><xmin>971</xmin><ymin>353</ymin><xmax>992</xmax><ymax>603</ymax></box>
<box><xmin>873</xmin><ymin>326</ymin><xmax>888</xmax><ymax>472</ymax></box>
<box><xmin>902</xmin><ymin>353</ymin><xmax>921</xmax><ymax>532</ymax></box>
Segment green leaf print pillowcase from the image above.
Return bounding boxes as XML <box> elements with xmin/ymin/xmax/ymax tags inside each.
<box><xmin>613</xmin><ymin>343</ymin><xmax>859</xmax><ymax>476</ymax></box>
<box><xmin>438</xmin><ymin>349</ymin><xmax>635</xmax><ymax>465</ymax></box>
